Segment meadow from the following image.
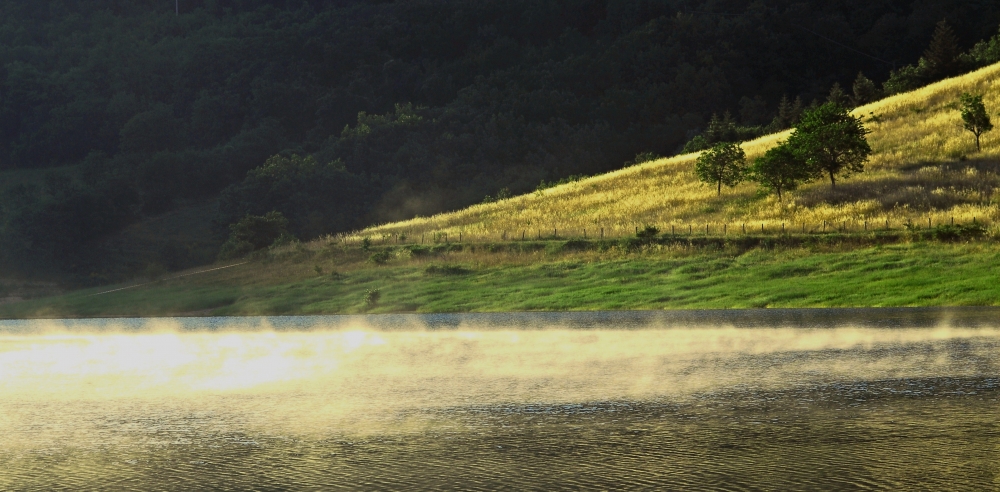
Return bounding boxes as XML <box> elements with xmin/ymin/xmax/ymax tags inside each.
<box><xmin>3</xmin><ymin>234</ymin><xmax>1000</xmax><ymax>318</ymax></box>
<box><xmin>351</xmin><ymin>63</ymin><xmax>1000</xmax><ymax>243</ymax></box>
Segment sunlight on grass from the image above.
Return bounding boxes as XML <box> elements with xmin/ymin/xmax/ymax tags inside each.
<box><xmin>346</xmin><ymin>63</ymin><xmax>1000</xmax><ymax>242</ymax></box>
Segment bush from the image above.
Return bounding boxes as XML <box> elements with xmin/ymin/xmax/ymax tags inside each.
<box><xmin>364</xmin><ymin>288</ymin><xmax>382</xmax><ymax>307</ymax></box>
<box><xmin>636</xmin><ymin>225</ymin><xmax>660</xmax><ymax>239</ymax></box>
<box><xmin>368</xmin><ymin>250</ymin><xmax>392</xmax><ymax>264</ymax></box>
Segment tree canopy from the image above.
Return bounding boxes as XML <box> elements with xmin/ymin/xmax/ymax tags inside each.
<box><xmin>749</xmin><ymin>143</ymin><xmax>811</xmax><ymax>201</ymax></box>
<box><xmin>960</xmin><ymin>93</ymin><xmax>993</xmax><ymax>152</ymax></box>
<box><xmin>695</xmin><ymin>142</ymin><xmax>747</xmax><ymax>195</ymax></box>
<box><xmin>787</xmin><ymin>103</ymin><xmax>871</xmax><ymax>189</ymax></box>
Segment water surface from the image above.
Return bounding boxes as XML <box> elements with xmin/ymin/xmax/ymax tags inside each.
<box><xmin>2</xmin><ymin>310</ymin><xmax>999</xmax><ymax>490</ymax></box>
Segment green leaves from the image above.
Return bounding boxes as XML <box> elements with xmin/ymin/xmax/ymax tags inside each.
<box><xmin>787</xmin><ymin>103</ymin><xmax>871</xmax><ymax>188</ymax></box>
<box><xmin>695</xmin><ymin>142</ymin><xmax>747</xmax><ymax>195</ymax></box>
<box><xmin>959</xmin><ymin>93</ymin><xmax>993</xmax><ymax>151</ymax></box>
<box><xmin>749</xmin><ymin>143</ymin><xmax>811</xmax><ymax>201</ymax></box>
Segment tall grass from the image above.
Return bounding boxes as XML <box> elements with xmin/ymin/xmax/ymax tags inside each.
<box><xmin>348</xmin><ymin>63</ymin><xmax>1000</xmax><ymax>242</ymax></box>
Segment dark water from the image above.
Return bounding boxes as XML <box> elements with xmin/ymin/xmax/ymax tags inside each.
<box><xmin>2</xmin><ymin>310</ymin><xmax>999</xmax><ymax>490</ymax></box>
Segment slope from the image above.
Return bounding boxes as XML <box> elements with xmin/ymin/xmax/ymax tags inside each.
<box><xmin>355</xmin><ymin>62</ymin><xmax>1000</xmax><ymax>241</ymax></box>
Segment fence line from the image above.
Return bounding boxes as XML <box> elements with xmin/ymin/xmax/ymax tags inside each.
<box><xmin>335</xmin><ymin>215</ymin><xmax>994</xmax><ymax>247</ymax></box>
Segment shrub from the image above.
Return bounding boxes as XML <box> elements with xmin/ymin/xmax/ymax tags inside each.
<box><xmin>364</xmin><ymin>288</ymin><xmax>381</xmax><ymax>307</ymax></box>
<box><xmin>636</xmin><ymin>225</ymin><xmax>660</xmax><ymax>239</ymax></box>
<box><xmin>368</xmin><ymin>250</ymin><xmax>392</xmax><ymax>264</ymax></box>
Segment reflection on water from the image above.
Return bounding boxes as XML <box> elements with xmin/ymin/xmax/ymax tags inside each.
<box><xmin>1</xmin><ymin>311</ymin><xmax>999</xmax><ymax>490</ymax></box>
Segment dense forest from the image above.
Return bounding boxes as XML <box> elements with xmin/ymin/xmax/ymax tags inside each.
<box><xmin>3</xmin><ymin>0</ymin><xmax>1000</xmax><ymax>284</ymax></box>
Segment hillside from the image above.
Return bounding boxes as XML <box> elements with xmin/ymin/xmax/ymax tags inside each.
<box><xmin>5</xmin><ymin>1</ymin><xmax>1000</xmax><ymax>286</ymax></box>
<box><xmin>6</xmin><ymin>63</ymin><xmax>1000</xmax><ymax>318</ymax></box>
<box><xmin>357</xmin><ymin>62</ymin><xmax>1000</xmax><ymax>241</ymax></box>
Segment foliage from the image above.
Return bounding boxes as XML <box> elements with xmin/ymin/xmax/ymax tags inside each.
<box><xmin>626</xmin><ymin>152</ymin><xmax>662</xmax><ymax>167</ymax></box>
<box><xmin>959</xmin><ymin>93</ymin><xmax>993</xmax><ymax>151</ymax></box>
<box><xmin>217</xmin><ymin>154</ymin><xmax>372</xmax><ymax>239</ymax></box>
<box><xmin>749</xmin><ymin>143</ymin><xmax>811</xmax><ymax>201</ymax></box>
<box><xmin>787</xmin><ymin>103</ymin><xmax>871</xmax><ymax>188</ymax></box>
<box><xmin>535</xmin><ymin>175</ymin><xmax>588</xmax><ymax>192</ymax></box>
<box><xmin>482</xmin><ymin>188</ymin><xmax>512</xmax><ymax>204</ymax></box>
<box><xmin>924</xmin><ymin>20</ymin><xmax>962</xmax><ymax>79</ymax></box>
<box><xmin>682</xmin><ymin>113</ymin><xmax>765</xmax><ymax>153</ymax></box>
<box><xmin>635</xmin><ymin>225</ymin><xmax>660</xmax><ymax>239</ymax></box>
<box><xmin>364</xmin><ymin>288</ymin><xmax>382</xmax><ymax>308</ymax></box>
<box><xmin>218</xmin><ymin>211</ymin><xmax>291</xmax><ymax>260</ymax></box>
<box><xmin>368</xmin><ymin>250</ymin><xmax>392</xmax><ymax>265</ymax></box>
<box><xmin>695</xmin><ymin>142</ymin><xmax>747</xmax><ymax>195</ymax></box>
<box><xmin>851</xmin><ymin>73</ymin><xmax>881</xmax><ymax>107</ymax></box>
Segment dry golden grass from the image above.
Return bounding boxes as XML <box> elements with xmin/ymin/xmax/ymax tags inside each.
<box><xmin>348</xmin><ymin>62</ymin><xmax>1000</xmax><ymax>242</ymax></box>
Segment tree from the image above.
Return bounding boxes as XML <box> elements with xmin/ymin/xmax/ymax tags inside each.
<box><xmin>827</xmin><ymin>83</ymin><xmax>851</xmax><ymax>108</ymax></box>
<box><xmin>695</xmin><ymin>142</ymin><xmax>747</xmax><ymax>195</ymax></box>
<box><xmin>851</xmin><ymin>72</ymin><xmax>880</xmax><ymax>106</ymax></box>
<box><xmin>770</xmin><ymin>95</ymin><xmax>803</xmax><ymax>130</ymax></box>
<box><xmin>749</xmin><ymin>143</ymin><xmax>811</xmax><ymax>201</ymax></box>
<box><xmin>960</xmin><ymin>93</ymin><xmax>993</xmax><ymax>152</ymax></box>
<box><xmin>788</xmin><ymin>103</ymin><xmax>871</xmax><ymax>189</ymax></box>
<box><xmin>925</xmin><ymin>20</ymin><xmax>961</xmax><ymax>79</ymax></box>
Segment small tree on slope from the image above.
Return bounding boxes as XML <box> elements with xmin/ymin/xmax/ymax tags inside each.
<box><xmin>695</xmin><ymin>142</ymin><xmax>747</xmax><ymax>195</ymax></box>
<box><xmin>788</xmin><ymin>103</ymin><xmax>871</xmax><ymax>189</ymax></box>
<box><xmin>960</xmin><ymin>93</ymin><xmax>993</xmax><ymax>152</ymax></box>
<box><xmin>749</xmin><ymin>143</ymin><xmax>812</xmax><ymax>201</ymax></box>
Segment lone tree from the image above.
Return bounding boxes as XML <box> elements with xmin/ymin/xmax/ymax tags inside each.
<box><xmin>749</xmin><ymin>143</ymin><xmax>812</xmax><ymax>201</ymax></box>
<box><xmin>695</xmin><ymin>141</ymin><xmax>747</xmax><ymax>195</ymax></box>
<box><xmin>960</xmin><ymin>93</ymin><xmax>993</xmax><ymax>152</ymax></box>
<box><xmin>788</xmin><ymin>102</ymin><xmax>871</xmax><ymax>189</ymax></box>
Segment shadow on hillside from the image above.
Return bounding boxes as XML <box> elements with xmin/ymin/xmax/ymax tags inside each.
<box><xmin>796</xmin><ymin>156</ymin><xmax>1000</xmax><ymax>211</ymax></box>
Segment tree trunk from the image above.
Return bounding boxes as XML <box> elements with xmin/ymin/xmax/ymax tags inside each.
<box><xmin>777</xmin><ymin>187</ymin><xmax>782</xmax><ymax>201</ymax></box>
<box><xmin>717</xmin><ymin>180</ymin><xmax>721</xmax><ymax>195</ymax></box>
<box><xmin>829</xmin><ymin>169</ymin><xmax>836</xmax><ymax>189</ymax></box>
<box><xmin>976</xmin><ymin>132</ymin><xmax>982</xmax><ymax>152</ymax></box>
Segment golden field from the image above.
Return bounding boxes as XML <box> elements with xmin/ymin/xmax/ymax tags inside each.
<box><xmin>352</xmin><ymin>63</ymin><xmax>1000</xmax><ymax>242</ymax></box>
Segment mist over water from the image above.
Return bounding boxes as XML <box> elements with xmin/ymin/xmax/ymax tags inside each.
<box><xmin>2</xmin><ymin>311</ymin><xmax>999</xmax><ymax>490</ymax></box>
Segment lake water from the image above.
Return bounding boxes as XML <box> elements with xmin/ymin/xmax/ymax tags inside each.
<box><xmin>2</xmin><ymin>309</ymin><xmax>999</xmax><ymax>490</ymax></box>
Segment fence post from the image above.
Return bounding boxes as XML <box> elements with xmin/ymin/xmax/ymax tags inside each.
<box><xmin>928</xmin><ymin>217</ymin><xmax>932</xmax><ymax>229</ymax></box>
<box><xmin>601</xmin><ymin>227</ymin><xmax>604</xmax><ymax>239</ymax></box>
<box><xmin>689</xmin><ymin>224</ymin><xmax>692</xmax><ymax>235</ymax></box>
<box><xmin>761</xmin><ymin>223</ymin><xmax>764</xmax><ymax>234</ymax></box>
<box><xmin>724</xmin><ymin>224</ymin><xmax>727</xmax><ymax>235</ymax></box>
<box><xmin>742</xmin><ymin>223</ymin><xmax>745</xmax><ymax>234</ymax></box>
<box><xmin>706</xmin><ymin>224</ymin><xmax>709</xmax><ymax>235</ymax></box>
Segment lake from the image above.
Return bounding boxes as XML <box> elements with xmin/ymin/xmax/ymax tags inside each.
<box><xmin>2</xmin><ymin>309</ymin><xmax>999</xmax><ymax>490</ymax></box>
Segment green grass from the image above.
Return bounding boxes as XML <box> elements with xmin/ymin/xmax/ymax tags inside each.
<box><xmin>3</xmin><ymin>240</ymin><xmax>1000</xmax><ymax>318</ymax></box>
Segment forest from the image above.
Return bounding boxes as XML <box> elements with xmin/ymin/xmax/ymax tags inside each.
<box><xmin>3</xmin><ymin>0</ymin><xmax>1000</xmax><ymax>284</ymax></box>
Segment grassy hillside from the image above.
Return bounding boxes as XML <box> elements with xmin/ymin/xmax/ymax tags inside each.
<box><xmin>355</xmin><ymin>62</ymin><xmax>1000</xmax><ymax>241</ymax></box>
<box><xmin>7</xmin><ymin>64</ymin><xmax>1000</xmax><ymax>318</ymax></box>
